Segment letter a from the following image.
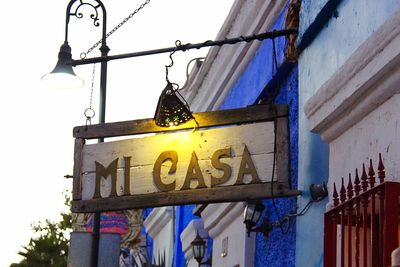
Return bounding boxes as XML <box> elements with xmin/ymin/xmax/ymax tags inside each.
<box><xmin>181</xmin><ymin>151</ymin><xmax>207</xmax><ymax>190</ymax></box>
<box><xmin>235</xmin><ymin>145</ymin><xmax>261</xmax><ymax>185</ymax></box>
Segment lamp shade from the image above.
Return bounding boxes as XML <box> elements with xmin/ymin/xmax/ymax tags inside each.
<box><xmin>244</xmin><ymin>201</ymin><xmax>265</xmax><ymax>235</ymax></box>
<box><xmin>191</xmin><ymin>232</ymin><xmax>206</xmax><ymax>264</ymax></box>
<box><xmin>154</xmin><ymin>82</ymin><xmax>193</xmax><ymax>127</ymax></box>
<box><xmin>42</xmin><ymin>42</ymin><xmax>84</xmax><ymax>89</ymax></box>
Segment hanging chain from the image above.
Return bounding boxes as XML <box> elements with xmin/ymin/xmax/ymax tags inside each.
<box><xmin>84</xmin><ymin>64</ymin><xmax>96</xmax><ymax>126</ymax></box>
<box><xmin>81</xmin><ymin>0</ymin><xmax>151</xmax><ymax>59</ymax></box>
<box><xmin>165</xmin><ymin>40</ymin><xmax>181</xmax><ymax>83</ymax></box>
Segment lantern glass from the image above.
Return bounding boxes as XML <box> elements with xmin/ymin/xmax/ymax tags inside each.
<box><xmin>244</xmin><ymin>201</ymin><xmax>265</xmax><ymax>230</ymax></box>
<box><xmin>191</xmin><ymin>232</ymin><xmax>206</xmax><ymax>263</ymax></box>
<box><xmin>244</xmin><ymin>203</ymin><xmax>255</xmax><ymax>222</ymax></box>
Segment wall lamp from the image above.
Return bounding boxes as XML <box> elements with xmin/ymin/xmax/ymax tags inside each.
<box><xmin>191</xmin><ymin>232</ymin><xmax>211</xmax><ymax>267</ymax></box>
<box><xmin>244</xmin><ymin>183</ymin><xmax>328</xmax><ymax>237</ymax></box>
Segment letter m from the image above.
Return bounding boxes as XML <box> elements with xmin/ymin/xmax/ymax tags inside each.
<box><xmin>93</xmin><ymin>159</ymin><xmax>118</xmax><ymax>198</ymax></box>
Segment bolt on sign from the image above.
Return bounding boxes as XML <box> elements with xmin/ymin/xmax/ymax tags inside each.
<box><xmin>71</xmin><ymin>104</ymin><xmax>300</xmax><ymax>213</ymax></box>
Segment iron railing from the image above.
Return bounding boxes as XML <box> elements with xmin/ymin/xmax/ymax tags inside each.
<box><xmin>324</xmin><ymin>154</ymin><xmax>400</xmax><ymax>267</ymax></box>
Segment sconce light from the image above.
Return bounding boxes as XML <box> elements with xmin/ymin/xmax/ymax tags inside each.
<box><xmin>243</xmin><ymin>201</ymin><xmax>265</xmax><ymax>236</ymax></box>
<box><xmin>243</xmin><ymin>201</ymin><xmax>286</xmax><ymax>237</ymax></box>
<box><xmin>191</xmin><ymin>232</ymin><xmax>206</xmax><ymax>267</ymax></box>
<box><xmin>244</xmin><ymin>183</ymin><xmax>328</xmax><ymax>237</ymax></box>
<box><xmin>310</xmin><ymin>183</ymin><xmax>328</xmax><ymax>202</ymax></box>
<box><xmin>42</xmin><ymin>42</ymin><xmax>84</xmax><ymax>89</ymax></box>
<box><xmin>154</xmin><ymin>82</ymin><xmax>194</xmax><ymax>127</ymax></box>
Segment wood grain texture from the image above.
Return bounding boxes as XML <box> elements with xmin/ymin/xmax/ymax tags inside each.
<box><xmin>71</xmin><ymin>104</ymin><xmax>295</xmax><ymax>211</ymax></box>
<box><xmin>72</xmin><ymin>183</ymin><xmax>301</xmax><ymax>213</ymax></box>
<box><xmin>80</xmin><ymin>122</ymin><xmax>275</xmax><ymax>200</ymax></box>
<box><xmin>73</xmin><ymin>138</ymin><xmax>85</xmax><ymax>200</ymax></box>
<box><xmin>275</xmin><ymin>117</ymin><xmax>290</xmax><ymax>184</ymax></box>
<box><xmin>73</xmin><ymin>104</ymin><xmax>288</xmax><ymax>139</ymax></box>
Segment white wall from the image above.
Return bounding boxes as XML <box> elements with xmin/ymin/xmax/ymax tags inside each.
<box><xmin>304</xmin><ymin>9</ymin><xmax>400</xmax><ymax>198</ymax></box>
<box><xmin>201</xmin><ymin>203</ymin><xmax>255</xmax><ymax>267</ymax></box>
<box><xmin>143</xmin><ymin>207</ymin><xmax>174</xmax><ymax>266</ymax></box>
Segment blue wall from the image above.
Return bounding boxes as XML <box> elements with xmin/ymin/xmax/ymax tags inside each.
<box><xmin>220</xmin><ymin>5</ymin><xmax>299</xmax><ymax>267</ymax></box>
<box><xmin>297</xmin><ymin>1</ymin><xmax>400</xmax><ymax>266</ymax></box>
<box><xmin>144</xmin><ymin>206</ymin><xmax>196</xmax><ymax>267</ymax></box>
<box><xmin>173</xmin><ymin>205</ymin><xmax>196</xmax><ymax>267</ymax></box>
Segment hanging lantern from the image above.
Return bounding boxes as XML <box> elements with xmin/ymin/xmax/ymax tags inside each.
<box><xmin>154</xmin><ymin>82</ymin><xmax>194</xmax><ymax>127</ymax></box>
<box><xmin>191</xmin><ymin>232</ymin><xmax>206</xmax><ymax>265</ymax></box>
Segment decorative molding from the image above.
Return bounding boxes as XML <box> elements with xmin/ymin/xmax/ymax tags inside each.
<box><xmin>143</xmin><ymin>207</ymin><xmax>173</xmax><ymax>238</ymax></box>
<box><xmin>182</xmin><ymin>0</ymin><xmax>287</xmax><ymax>112</ymax></box>
<box><xmin>304</xmin><ymin>9</ymin><xmax>400</xmax><ymax>142</ymax></box>
<box><xmin>201</xmin><ymin>202</ymin><xmax>245</xmax><ymax>238</ymax></box>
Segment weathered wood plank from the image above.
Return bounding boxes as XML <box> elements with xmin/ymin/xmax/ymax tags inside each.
<box><xmin>275</xmin><ymin>117</ymin><xmax>290</xmax><ymax>184</ymax></box>
<box><xmin>73</xmin><ymin>104</ymin><xmax>288</xmax><ymax>139</ymax></box>
<box><xmin>79</xmin><ymin>122</ymin><xmax>277</xmax><ymax>200</ymax></box>
<box><xmin>72</xmin><ymin>183</ymin><xmax>301</xmax><ymax>213</ymax></box>
<box><xmin>71</xmin><ymin>104</ymin><xmax>294</xmax><ymax>211</ymax></box>
<box><xmin>81</xmin><ymin>122</ymin><xmax>274</xmax><ymax>171</ymax></box>
<box><xmin>73</xmin><ymin>138</ymin><xmax>85</xmax><ymax>200</ymax></box>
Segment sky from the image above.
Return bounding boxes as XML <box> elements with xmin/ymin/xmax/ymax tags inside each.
<box><xmin>0</xmin><ymin>0</ymin><xmax>235</xmax><ymax>265</ymax></box>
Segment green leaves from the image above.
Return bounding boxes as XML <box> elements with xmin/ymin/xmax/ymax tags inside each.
<box><xmin>10</xmin><ymin>193</ymin><xmax>72</xmax><ymax>267</ymax></box>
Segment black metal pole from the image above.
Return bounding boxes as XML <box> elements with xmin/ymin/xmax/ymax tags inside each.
<box><xmin>91</xmin><ymin>3</ymin><xmax>108</xmax><ymax>267</ymax></box>
<box><xmin>70</xmin><ymin>28</ymin><xmax>298</xmax><ymax>66</ymax></box>
<box><xmin>62</xmin><ymin>1</ymin><xmax>108</xmax><ymax>267</ymax></box>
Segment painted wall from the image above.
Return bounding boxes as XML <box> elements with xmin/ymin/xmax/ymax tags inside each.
<box><xmin>173</xmin><ymin>205</ymin><xmax>196</xmax><ymax>267</ymax></box>
<box><xmin>298</xmin><ymin>0</ymin><xmax>329</xmax><ymax>40</ymax></box>
<box><xmin>300</xmin><ymin>0</ymin><xmax>400</xmax><ymax>95</ymax></box>
<box><xmin>220</xmin><ymin>5</ymin><xmax>299</xmax><ymax>267</ymax></box>
<box><xmin>297</xmin><ymin>0</ymin><xmax>400</xmax><ymax>266</ymax></box>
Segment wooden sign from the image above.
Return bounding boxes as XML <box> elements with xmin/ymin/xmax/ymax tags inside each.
<box><xmin>71</xmin><ymin>104</ymin><xmax>299</xmax><ymax>213</ymax></box>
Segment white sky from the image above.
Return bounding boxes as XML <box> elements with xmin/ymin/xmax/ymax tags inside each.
<box><xmin>0</xmin><ymin>0</ymin><xmax>235</xmax><ymax>265</ymax></box>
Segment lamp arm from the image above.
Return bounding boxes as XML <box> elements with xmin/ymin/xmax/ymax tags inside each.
<box><xmin>251</xmin><ymin>216</ymin><xmax>290</xmax><ymax>237</ymax></box>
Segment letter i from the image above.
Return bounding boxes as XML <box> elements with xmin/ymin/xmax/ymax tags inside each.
<box><xmin>124</xmin><ymin>156</ymin><xmax>131</xmax><ymax>195</ymax></box>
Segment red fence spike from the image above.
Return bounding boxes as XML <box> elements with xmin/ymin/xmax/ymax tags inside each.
<box><xmin>333</xmin><ymin>182</ymin><xmax>339</xmax><ymax>206</ymax></box>
<box><xmin>340</xmin><ymin>177</ymin><xmax>347</xmax><ymax>203</ymax></box>
<box><xmin>361</xmin><ymin>164</ymin><xmax>368</xmax><ymax>192</ymax></box>
<box><xmin>347</xmin><ymin>173</ymin><xmax>354</xmax><ymax>199</ymax></box>
<box><xmin>368</xmin><ymin>159</ymin><xmax>376</xmax><ymax>188</ymax></box>
<box><xmin>354</xmin><ymin>168</ymin><xmax>361</xmax><ymax>196</ymax></box>
<box><xmin>378</xmin><ymin>153</ymin><xmax>385</xmax><ymax>183</ymax></box>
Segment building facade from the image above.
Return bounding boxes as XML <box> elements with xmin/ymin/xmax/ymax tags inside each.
<box><xmin>141</xmin><ymin>0</ymin><xmax>400</xmax><ymax>266</ymax></box>
<box><xmin>143</xmin><ymin>1</ymin><xmax>300</xmax><ymax>266</ymax></box>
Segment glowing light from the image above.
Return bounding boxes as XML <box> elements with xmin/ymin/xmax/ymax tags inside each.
<box><xmin>42</xmin><ymin>72</ymin><xmax>84</xmax><ymax>90</ymax></box>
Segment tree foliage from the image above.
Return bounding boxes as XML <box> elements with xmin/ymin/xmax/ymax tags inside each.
<box><xmin>10</xmin><ymin>194</ymin><xmax>72</xmax><ymax>267</ymax></box>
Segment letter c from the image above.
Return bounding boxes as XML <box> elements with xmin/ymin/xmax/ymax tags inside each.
<box><xmin>153</xmin><ymin>151</ymin><xmax>178</xmax><ymax>192</ymax></box>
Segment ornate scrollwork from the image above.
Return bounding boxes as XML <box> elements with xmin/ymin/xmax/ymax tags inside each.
<box><xmin>69</xmin><ymin>0</ymin><xmax>102</xmax><ymax>27</ymax></box>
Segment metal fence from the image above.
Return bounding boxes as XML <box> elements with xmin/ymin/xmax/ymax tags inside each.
<box><xmin>324</xmin><ymin>154</ymin><xmax>400</xmax><ymax>267</ymax></box>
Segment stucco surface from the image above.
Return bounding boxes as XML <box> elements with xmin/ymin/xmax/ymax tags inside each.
<box><xmin>297</xmin><ymin>1</ymin><xmax>400</xmax><ymax>266</ymax></box>
<box><xmin>220</xmin><ymin>5</ymin><xmax>299</xmax><ymax>266</ymax></box>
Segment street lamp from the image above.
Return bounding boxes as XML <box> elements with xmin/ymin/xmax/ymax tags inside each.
<box><xmin>41</xmin><ymin>42</ymin><xmax>84</xmax><ymax>89</ymax></box>
<box><xmin>45</xmin><ymin>1</ymin><xmax>109</xmax><ymax>267</ymax></box>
